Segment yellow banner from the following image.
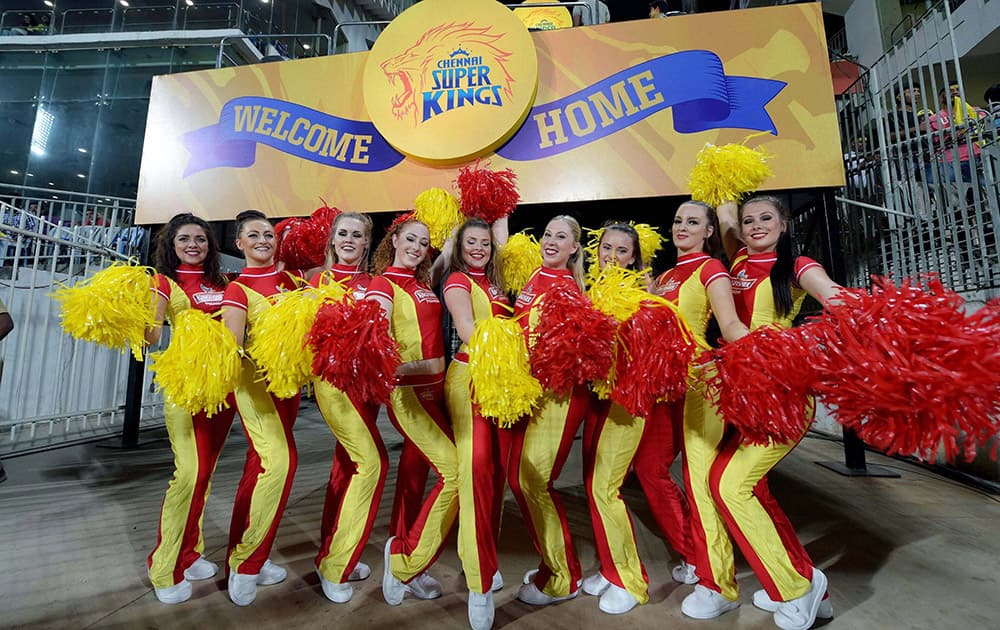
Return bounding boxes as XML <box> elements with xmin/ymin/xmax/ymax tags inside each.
<box><xmin>136</xmin><ymin>3</ymin><xmax>844</xmax><ymax>224</ymax></box>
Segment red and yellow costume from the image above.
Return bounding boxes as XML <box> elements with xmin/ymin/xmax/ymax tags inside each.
<box><xmin>509</xmin><ymin>267</ymin><xmax>589</xmax><ymax>598</ymax></box>
<box><xmin>708</xmin><ymin>248</ymin><xmax>821</xmax><ymax>601</ymax></box>
<box><xmin>367</xmin><ymin>267</ymin><xmax>458</xmax><ymax>582</ymax></box>
<box><xmin>220</xmin><ymin>265</ymin><xmax>302</xmax><ymax>576</ymax></box>
<box><xmin>147</xmin><ymin>265</ymin><xmax>235</xmax><ymax>589</ymax></box>
<box><xmin>648</xmin><ymin>252</ymin><xmax>731</xmax><ymax>594</ymax></box>
<box><xmin>310</xmin><ymin>265</ymin><xmax>389</xmax><ymax>584</ymax></box>
<box><xmin>443</xmin><ymin>269</ymin><xmax>512</xmax><ymax>595</ymax></box>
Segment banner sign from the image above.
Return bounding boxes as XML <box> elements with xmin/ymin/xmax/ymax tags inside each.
<box><xmin>136</xmin><ymin>1</ymin><xmax>845</xmax><ymax>224</ymax></box>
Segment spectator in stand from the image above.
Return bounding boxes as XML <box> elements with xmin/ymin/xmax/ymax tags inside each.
<box><xmin>0</xmin><ymin>299</ymin><xmax>13</xmax><ymax>484</ymax></box>
<box><xmin>573</xmin><ymin>0</ymin><xmax>610</xmax><ymax>26</ymax></box>
<box><xmin>984</xmin><ymin>84</ymin><xmax>1000</xmax><ymax>128</ymax></box>
<box><xmin>649</xmin><ymin>1</ymin><xmax>671</xmax><ymax>18</ymax></box>
<box><xmin>926</xmin><ymin>86</ymin><xmax>988</xmax><ymax>185</ymax></box>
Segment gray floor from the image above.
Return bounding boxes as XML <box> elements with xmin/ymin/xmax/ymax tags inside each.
<box><xmin>1</xmin><ymin>401</ymin><xmax>997</xmax><ymax>630</ymax></box>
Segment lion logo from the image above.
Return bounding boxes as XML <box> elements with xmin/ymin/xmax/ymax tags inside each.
<box><xmin>380</xmin><ymin>22</ymin><xmax>515</xmax><ymax>126</ymax></box>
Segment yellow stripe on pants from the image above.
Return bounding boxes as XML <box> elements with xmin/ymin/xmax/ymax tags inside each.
<box><xmin>388</xmin><ymin>383</ymin><xmax>459</xmax><ymax>582</ymax></box>
<box><xmin>589</xmin><ymin>403</ymin><xmax>648</xmax><ymax>603</ymax></box>
<box><xmin>314</xmin><ymin>380</ymin><xmax>387</xmax><ymax>583</ymax></box>
<box><xmin>681</xmin><ymin>379</ymin><xmax>738</xmax><ymax>600</ymax></box>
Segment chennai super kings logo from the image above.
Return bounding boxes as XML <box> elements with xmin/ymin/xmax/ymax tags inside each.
<box><xmin>379</xmin><ymin>22</ymin><xmax>515</xmax><ymax>126</ymax></box>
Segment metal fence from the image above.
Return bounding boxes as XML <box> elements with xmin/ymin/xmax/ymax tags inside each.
<box><xmin>0</xmin><ymin>189</ymin><xmax>162</xmax><ymax>456</ymax></box>
<box><xmin>835</xmin><ymin>0</ymin><xmax>999</xmax><ymax>295</ymax></box>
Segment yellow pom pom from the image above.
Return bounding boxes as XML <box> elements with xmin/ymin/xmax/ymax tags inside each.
<box><xmin>246</xmin><ymin>280</ymin><xmax>348</xmax><ymax>398</ymax></box>
<box><xmin>414</xmin><ymin>187</ymin><xmax>462</xmax><ymax>249</ymax></box>
<box><xmin>149</xmin><ymin>309</ymin><xmax>242</xmax><ymax>416</ymax></box>
<box><xmin>586</xmin><ymin>264</ymin><xmax>650</xmax><ymax>323</ymax></box>
<box><xmin>468</xmin><ymin>316</ymin><xmax>542</xmax><ymax>427</ymax></box>
<box><xmin>584</xmin><ymin>223</ymin><xmax>664</xmax><ymax>268</ymax></box>
<box><xmin>498</xmin><ymin>232</ymin><xmax>541</xmax><ymax>295</ymax></box>
<box><xmin>688</xmin><ymin>136</ymin><xmax>773</xmax><ymax>207</ymax></box>
<box><xmin>52</xmin><ymin>263</ymin><xmax>155</xmax><ymax>361</ymax></box>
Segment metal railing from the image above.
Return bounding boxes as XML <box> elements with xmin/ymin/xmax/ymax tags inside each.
<box><xmin>216</xmin><ymin>32</ymin><xmax>333</xmax><ymax>67</ymax></box>
<box><xmin>834</xmin><ymin>0</ymin><xmax>999</xmax><ymax>295</ymax></box>
<box><xmin>0</xmin><ymin>188</ymin><xmax>162</xmax><ymax>456</ymax></box>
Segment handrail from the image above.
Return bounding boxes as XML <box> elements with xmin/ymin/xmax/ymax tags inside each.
<box><xmin>332</xmin><ymin>20</ymin><xmax>390</xmax><ymax>53</ymax></box>
<box><xmin>0</xmin><ymin>9</ymin><xmax>56</xmax><ymax>32</ymax></box>
<box><xmin>58</xmin><ymin>7</ymin><xmax>114</xmax><ymax>35</ymax></box>
<box><xmin>216</xmin><ymin>32</ymin><xmax>333</xmax><ymax>68</ymax></box>
<box><xmin>504</xmin><ymin>1</ymin><xmax>593</xmax><ymax>26</ymax></box>
<box><xmin>121</xmin><ymin>5</ymin><xmax>178</xmax><ymax>33</ymax></box>
<box><xmin>181</xmin><ymin>2</ymin><xmax>243</xmax><ymax>31</ymax></box>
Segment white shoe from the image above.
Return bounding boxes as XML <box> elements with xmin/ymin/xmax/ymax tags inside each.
<box><xmin>406</xmin><ymin>572</ymin><xmax>443</xmax><ymax>599</ymax></box>
<box><xmin>774</xmin><ymin>568</ymin><xmax>829</xmax><ymax>630</ymax></box>
<box><xmin>516</xmin><ymin>581</ymin><xmax>578</xmax><ymax>606</ymax></box>
<box><xmin>154</xmin><ymin>579</ymin><xmax>192</xmax><ymax>605</ymax></box>
<box><xmin>681</xmin><ymin>584</ymin><xmax>740</xmax><ymax>619</ymax></box>
<box><xmin>671</xmin><ymin>561</ymin><xmax>699</xmax><ymax>585</ymax></box>
<box><xmin>468</xmin><ymin>590</ymin><xmax>495</xmax><ymax>630</ymax></box>
<box><xmin>317</xmin><ymin>569</ymin><xmax>353</xmax><ymax>604</ymax></box>
<box><xmin>257</xmin><ymin>560</ymin><xmax>287</xmax><ymax>586</ymax></box>
<box><xmin>348</xmin><ymin>561</ymin><xmax>371</xmax><ymax>582</ymax></box>
<box><xmin>599</xmin><ymin>584</ymin><xmax>639</xmax><ymax>615</ymax></box>
<box><xmin>382</xmin><ymin>537</ymin><xmax>405</xmax><ymax>606</ymax></box>
<box><xmin>491</xmin><ymin>571</ymin><xmax>504</xmax><ymax>592</ymax></box>
<box><xmin>522</xmin><ymin>569</ymin><xmax>538</xmax><ymax>585</ymax></box>
<box><xmin>184</xmin><ymin>556</ymin><xmax>219</xmax><ymax>581</ymax></box>
<box><xmin>582</xmin><ymin>572</ymin><xmax>611</xmax><ymax>596</ymax></box>
<box><xmin>753</xmin><ymin>588</ymin><xmax>833</xmax><ymax>619</ymax></box>
<box><xmin>228</xmin><ymin>572</ymin><xmax>258</xmax><ymax>606</ymax></box>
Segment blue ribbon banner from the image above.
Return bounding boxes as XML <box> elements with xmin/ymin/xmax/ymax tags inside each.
<box><xmin>496</xmin><ymin>50</ymin><xmax>785</xmax><ymax>161</ymax></box>
<box><xmin>182</xmin><ymin>97</ymin><xmax>406</xmax><ymax>177</ymax></box>
<box><xmin>181</xmin><ymin>51</ymin><xmax>784</xmax><ymax>174</ymax></box>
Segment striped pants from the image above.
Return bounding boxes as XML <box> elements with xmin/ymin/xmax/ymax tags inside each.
<box><xmin>147</xmin><ymin>399</ymin><xmax>235</xmax><ymax>588</ymax></box>
<box><xmin>508</xmin><ymin>385</ymin><xmax>590</xmax><ymax>598</ymax></box>
<box><xmin>227</xmin><ymin>361</ymin><xmax>300</xmax><ymax>575</ymax></box>
<box><xmin>314</xmin><ymin>380</ymin><xmax>388</xmax><ymax>584</ymax></box>
<box><xmin>584</xmin><ymin>398</ymin><xmax>648</xmax><ymax>603</ymax></box>
<box><xmin>386</xmin><ymin>374</ymin><xmax>459</xmax><ymax>582</ymax></box>
<box><xmin>446</xmin><ymin>360</ymin><xmax>512</xmax><ymax>594</ymax></box>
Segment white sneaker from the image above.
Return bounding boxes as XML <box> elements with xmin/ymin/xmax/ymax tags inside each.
<box><xmin>348</xmin><ymin>561</ymin><xmax>372</xmax><ymax>582</ymax></box>
<box><xmin>468</xmin><ymin>590</ymin><xmax>495</xmax><ymax>630</ymax></box>
<box><xmin>406</xmin><ymin>572</ymin><xmax>443</xmax><ymax>599</ymax></box>
<box><xmin>491</xmin><ymin>571</ymin><xmax>504</xmax><ymax>592</ymax></box>
<box><xmin>184</xmin><ymin>556</ymin><xmax>219</xmax><ymax>581</ymax></box>
<box><xmin>671</xmin><ymin>561</ymin><xmax>699</xmax><ymax>585</ymax></box>
<box><xmin>599</xmin><ymin>584</ymin><xmax>639</xmax><ymax>615</ymax></box>
<box><xmin>317</xmin><ymin>569</ymin><xmax>353</xmax><ymax>604</ymax></box>
<box><xmin>522</xmin><ymin>569</ymin><xmax>538</xmax><ymax>585</ymax></box>
<box><xmin>382</xmin><ymin>537</ymin><xmax>405</xmax><ymax>606</ymax></box>
<box><xmin>681</xmin><ymin>584</ymin><xmax>740</xmax><ymax>619</ymax></box>
<box><xmin>753</xmin><ymin>589</ymin><xmax>833</xmax><ymax>619</ymax></box>
<box><xmin>774</xmin><ymin>568</ymin><xmax>829</xmax><ymax>630</ymax></box>
<box><xmin>228</xmin><ymin>572</ymin><xmax>258</xmax><ymax>606</ymax></box>
<box><xmin>154</xmin><ymin>579</ymin><xmax>192</xmax><ymax>605</ymax></box>
<box><xmin>516</xmin><ymin>581</ymin><xmax>578</xmax><ymax>606</ymax></box>
<box><xmin>257</xmin><ymin>560</ymin><xmax>287</xmax><ymax>586</ymax></box>
<box><xmin>582</xmin><ymin>572</ymin><xmax>611</xmax><ymax>596</ymax></box>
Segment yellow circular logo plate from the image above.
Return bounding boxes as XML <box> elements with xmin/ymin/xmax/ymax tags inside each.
<box><xmin>364</xmin><ymin>0</ymin><xmax>539</xmax><ymax>164</ymax></box>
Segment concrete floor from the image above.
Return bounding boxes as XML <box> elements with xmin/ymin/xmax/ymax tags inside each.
<box><xmin>1</xmin><ymin>401</ymin><xmax>997</xmax><ymax>630</ymax></box>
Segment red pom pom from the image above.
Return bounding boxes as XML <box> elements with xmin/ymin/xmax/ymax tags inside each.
<box><xmin>456</xmin><ymin>160</ymin><xmax>519</xmax><ymax>223</ymax></box>
<box><xmin>308</xmin><ymin>299</ymin><xmax>401</xmax><ymax>404</ymax></box>
<box><xmin>276</xmin><ymin>205</ymin><xmax>341</xmax><ymax>270</ymax></box>
<box><xmin>529</xmin><ymin>283</ymin><xmax>616</xmax><ymax>395</ymax></box>
<box><xmin>612</xmin><ymin>304</ymin><xmax>696</xmax><ymax>418</ymax></box>
<box><xmin>815</xmin><ymin>277</ymin><xmax>1000</xmax><ymax>462</ymax></box>
<box><xmin>705</xmin><ymin>324</ymin><xmax>826</xmax><ymax>446</ymax></box>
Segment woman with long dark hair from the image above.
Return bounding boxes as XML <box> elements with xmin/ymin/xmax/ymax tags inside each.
<box><xmin>221</xmin><ymin>210</ymin><xmax>304</xmax><ymax>607</ymax></box>
<box><xmin>442</xmin><ymin>217</ymin><xmax>510</xmax><ymax>630</ymax></box>
<box><xmin>146</xmin><ymin>213</ymin><xmax>233</xmax><ymax>605</ymax></box>
<box><xmin>684</xmin><ymin>196</ymin><xmax>839</xmax><ymax>630</ymax></box>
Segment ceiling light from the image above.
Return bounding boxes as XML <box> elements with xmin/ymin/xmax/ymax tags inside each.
<box><xmin>9</xmin><ymin>170</ymin><xmax>19</xmax><ymax>175</ymax></box>
<box><xmin>185</xmin><ymin>0</ymin><xmax>194</xmax><ymax>5</ymax></box>
<box><xmin>30</xmin><ymin>106</ymin><xmax>54</xmax><ymax>157</ymax></box>
<box><xmin>52</xmin><ymin>195</ymin><xmax>59</xmax><ymax>199</ymax></box>
<box><xmin>77</xmin><ymin>147</ymin><xmax>88</xmax><ymax>153</ymax></box>
<box><xmin>302</xmin><ymin>43</ymin><xmax>311</xmax><ymax>50</ymax></box>
<box><xmin>77</xmin><ymin>173</ymin><xmax>86</xmax><ymax>178</ymax></box>
<box><xmin>43</xmin><ymin>0</ymin><xmax>54</xmax><ymax>6</ymax></box>
<box><xmin>48</xmin><ymin>181</ymin><xmax>55</xmax><ymax>185</ymax></box>
<box><xmin>26</xmin><ymin>173</ymin><xmax>34</xmax><ymax>177</ymax></box>
<box><xmin>119</xmin><ymin>0</ymin><xmax>129</xmax><ymax>6</ymax></box>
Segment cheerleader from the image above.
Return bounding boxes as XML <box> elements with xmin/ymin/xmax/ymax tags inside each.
<box><xmin>442</xmin><ymin>217</ymin><xmax>510</xmax><ymax>630</ymax></box>
<box><xmin>146</xmin><ymin>214</ymin><xmax>235</xmax><ymax>604</ymax></box>
<box><xmin>685</xmin><ymin>196</ymin><xmax>839</xmax><ymax>630</ymax></box>
<box><xmin>580</xmin><ymin>223</ymin><xmax>650</xmax><ymax>615</ymax></box>
<box><xmin>642</xmin><ymin>202</ymin><xmax>748</xmax><ymax>615</ymax></box>
<box><xmin>367</xmin><ymin>218</ymin><xmax>457</xmax><ymax>605</ymax></box>
<box><xmin>220</xmin><ymin>210</ymin><xmax>303</xmax><ymax>606</ymax></box>
<box><xmin>310</xmin><ymin>212</ymin><xmax>383</xmax><ymax>603</ymax></box>
<box><xmin>510</xmin><ymin>215</ymin><xmax>589</xmax><ymax>606</ymax></box>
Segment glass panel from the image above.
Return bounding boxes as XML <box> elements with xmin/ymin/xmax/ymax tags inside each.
<box><xmin>91</xmin><ymin>99</ymin><xmax>148</xmax><ymax>199</ymax></box>
<box><xmin>22</xmin><ymin>100</ymin><xmax>100</xmax><ymax>195</ymax></box>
